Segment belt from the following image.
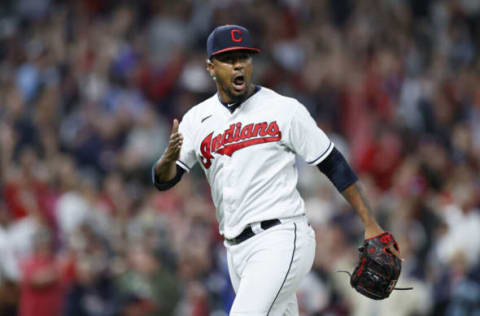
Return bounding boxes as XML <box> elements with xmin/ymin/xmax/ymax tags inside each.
<box><xmin>226</xmin><ymin>219</ymin><xmax>281</xmax><ymax>245</ymax></box>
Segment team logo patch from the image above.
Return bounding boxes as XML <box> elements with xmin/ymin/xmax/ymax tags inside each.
<box><xmin>200</xmin><ymin>121</ymin><xmax>281</xmax><ymax>168</ymax></box>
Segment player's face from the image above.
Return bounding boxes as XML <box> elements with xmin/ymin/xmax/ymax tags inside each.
<box><xmin>209</xmin><ymin>51</ymin><xmax>254</xmax><ymax>104</ymax></box>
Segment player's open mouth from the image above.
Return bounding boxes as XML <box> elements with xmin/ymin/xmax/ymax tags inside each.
<box><xmin>232</xmin><ymin>75</ymin><xmax>246</xmax><ymax>92</ymax></box>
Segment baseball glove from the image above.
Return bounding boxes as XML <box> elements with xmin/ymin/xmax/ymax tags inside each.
<box><xmin>339</xmin><ymin>232</ymin><xmax>412</xmax><ymax>300</ymax></box>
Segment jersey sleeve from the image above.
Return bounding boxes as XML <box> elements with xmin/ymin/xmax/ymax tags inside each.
<box><xmin>286</xmin><ymin>102</ymin><xmax>333</xmax><ymax>165</ymax></box>
<box><xmin>176</xmin><ymin>114</ymin><xmax>197</xmax><ymax>172</ymax></box>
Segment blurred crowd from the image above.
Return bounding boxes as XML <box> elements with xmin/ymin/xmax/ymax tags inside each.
<box><xmin>0</xmin><ymin>0</ymin><xmax>479</xmax><ymax>315</ymax></box>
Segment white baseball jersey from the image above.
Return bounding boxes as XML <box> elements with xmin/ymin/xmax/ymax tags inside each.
<box><xmin>177</xmin><ymin>86</ymin><xmax>333</xmax><ymax>239</ymax></box>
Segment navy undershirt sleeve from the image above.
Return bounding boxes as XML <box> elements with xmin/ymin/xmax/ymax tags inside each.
<box><xmin>317</xmin><ymin>147</ymin><xmax>358</xmax><ymax>192</ymax></box>
<box><xmin>152</xmin><ymin>164</ymin><xmax>185</xmax><ymax>191</ymax></box>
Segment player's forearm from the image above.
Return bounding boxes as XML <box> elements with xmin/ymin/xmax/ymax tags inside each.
<box><xmin>341</xmin><ymin>182</ymin><xmax>383</xmax><ymax>237</ymax></box>
<box><xmin>153</xmin><ymin>157</ymin><xmax>178</xmax><ymax>182</ymax></box>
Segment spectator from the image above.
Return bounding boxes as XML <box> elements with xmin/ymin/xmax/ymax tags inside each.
<box><xmin>115</xmin><ymin>245</ymin><xmax>181</xmax><ymax>316</ymax></box>
<box><xmin>18</xmin><ymin>228</ymin><xmax>65</xmax><ymax>316</ymax></box>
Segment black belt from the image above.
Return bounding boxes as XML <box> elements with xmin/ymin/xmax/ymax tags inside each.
<box><xmin>227</xmin><ymin>219</ymin><xmax>281</xmax><ymax>245</ymax></box>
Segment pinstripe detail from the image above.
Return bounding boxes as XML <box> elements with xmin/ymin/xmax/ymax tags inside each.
<box><xmin>267</xmin><ymin>223</ymin><xmax>297</xmax><ymax>315</ymax></box>
<box><xmin>307</xmin><ymin>142</ymin><xmax>333</xmax><ymax>165</ymax></box>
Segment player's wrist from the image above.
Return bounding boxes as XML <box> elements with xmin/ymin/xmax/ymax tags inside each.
<box><xmin>154</xmin><ymin>157</ymin><xmax>177</xmax><ymax>181</ymax></box>
<box><xmin>363</xmin><ymin>221</ymin><xmax>384</xmax><ymax>239</ymax></box>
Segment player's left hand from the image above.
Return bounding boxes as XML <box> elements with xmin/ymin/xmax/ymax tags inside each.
<box><xmin>342</xmin><ymin>231</ymin><xmax>412</xmax><ymax>300</ymax></box>
<box><xmin>364</xmin><ymin>222</ymin><xmax>402</xmax><ymax>260</ymax></box>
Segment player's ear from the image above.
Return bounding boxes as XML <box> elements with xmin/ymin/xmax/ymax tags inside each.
<box><xmin>206</xmin><ymin>58</ymin><xmax>215</xmax><ymax>77</ymax></box>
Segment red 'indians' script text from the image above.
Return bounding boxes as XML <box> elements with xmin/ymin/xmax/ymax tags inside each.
<box><xmin>200</xmin><ymin>121</ymin><xmax>282</xmax><ymax>168</ymax></box>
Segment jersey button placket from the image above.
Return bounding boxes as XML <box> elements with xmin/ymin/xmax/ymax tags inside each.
<box><xmin>223</xmin><ymin>115</ymin><xmax>236</xmax><ymax>216</ymax></box>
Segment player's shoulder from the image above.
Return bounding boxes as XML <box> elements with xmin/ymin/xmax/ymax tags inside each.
<box><xmin>180</xmin><ymin>94</ymin><xmax>218</xmax><ymax>124</ymax></box>
<box><xmin>257</xmin><ymin>86</ymin><xmax>303</xmax><ymax>112</ymax></box>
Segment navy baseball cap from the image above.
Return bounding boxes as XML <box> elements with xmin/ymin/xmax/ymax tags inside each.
<box><xmin>207</xmin><ymin>25</ymin><xmax>260</xmax><ymax>59</ymax></box>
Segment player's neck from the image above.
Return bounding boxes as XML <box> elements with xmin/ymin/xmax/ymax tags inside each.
<box><xmin>218</xmin><ymin>84</ymin><xmax>256</xmax><ymax>105</ymax></box>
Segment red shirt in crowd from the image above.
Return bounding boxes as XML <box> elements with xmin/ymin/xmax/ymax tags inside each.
<box><xmin>19</xmin><ymin>254</ymin><xmax>65</xmax><ymax>316</ymax></box>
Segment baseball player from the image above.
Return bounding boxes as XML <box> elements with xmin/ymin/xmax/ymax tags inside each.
<box><xmin>153</xmin><ymin>25</ymin><xmax>399</xmax><ymax>315</ymax></box>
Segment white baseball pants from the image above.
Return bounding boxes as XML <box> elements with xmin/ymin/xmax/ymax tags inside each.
<box><xmin>225</xmin><ymin>216</ymin><xmax>316</xmax><ymax>316</ymax></box>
